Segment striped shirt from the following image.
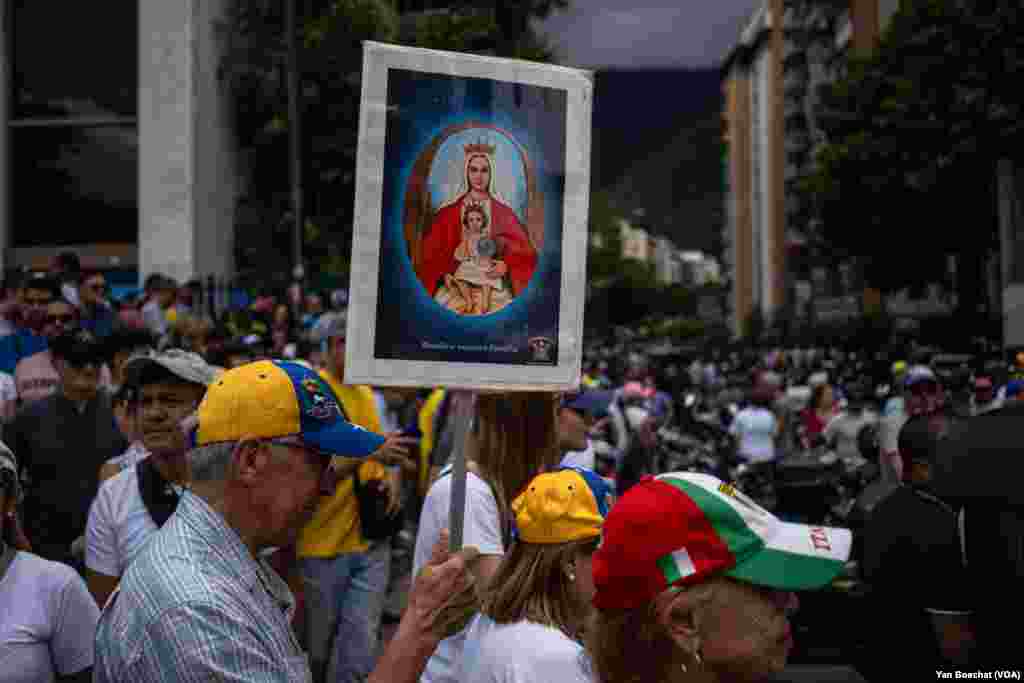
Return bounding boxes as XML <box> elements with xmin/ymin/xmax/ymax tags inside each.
<box><xmin>93</xmin><ymin>491</ymin><xmax>311</xmax><ymax>682</ymax></box>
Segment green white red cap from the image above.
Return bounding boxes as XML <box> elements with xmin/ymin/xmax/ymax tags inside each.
<box><xmin>592</xmin><ymin>472</ymin><xmax>852</xmax><ymax>610</ymax></box>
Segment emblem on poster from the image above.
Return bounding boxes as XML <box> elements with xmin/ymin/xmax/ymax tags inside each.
<box><xmin>528</xmin><ymin>336</ymin><xmax>556</xmax><ymax>363</ymax></box>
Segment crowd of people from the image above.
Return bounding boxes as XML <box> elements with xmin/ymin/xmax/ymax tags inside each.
<box><xmin>0</xmin><ymin>253</ymin><xmax>1018</xmax><ymax>682</ymax></box>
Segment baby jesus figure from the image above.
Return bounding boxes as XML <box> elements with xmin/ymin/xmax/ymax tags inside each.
<box><xmin>444</xmin><ymin>204</ymin><xmax>506</xmax><ymax>315</ymax></box>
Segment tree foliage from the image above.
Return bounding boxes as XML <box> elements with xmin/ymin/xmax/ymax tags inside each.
<box><xmin>586</xmin><ymin>190</ymin><xmax>625</xmax><ymax>287</ymax></box>
<box><xmin>800</xmin><ymin>0</ymin><xmax>1024</xmax><ymax>296</ymax></box>
<box><xmin>219</xmin><ymin>0</ymin><xmax>566</xmax><ymax>281</ymax></box>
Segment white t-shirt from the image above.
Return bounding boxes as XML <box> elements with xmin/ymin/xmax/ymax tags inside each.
<box><xmin>85</xmin><ymin>465</ymin><xmax>163</xmax><ymax>577</ymax></box>
<box><xmin>460</xmin><ymin>615</ymin><xmax>592</xmax><ymax>683</ymax></box>
<box><xmin>730</xmin><ymin>407</ymin><xmax>777</xmax><ymax>463</ymax></box>
<box><xmin>413</xmin><ymin>469</ymin><xmax>505</xmax><ymax>683</ymax></box>
<box><xmin>823</xmin><ymin>409</ymin><xmax>878</xmax><ymax>460</ymax></box>
<box><xmin>559</xmin><ymin>441</ymin><xmax>595</xmax><ymax>471</ymax></box>
<box><xmin>0</xmin><ymin>550</ymin><xmax>100</xmax><ymax>682</ymax></box>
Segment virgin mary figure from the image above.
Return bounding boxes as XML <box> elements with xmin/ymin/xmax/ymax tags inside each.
<box><xmin>415</xmin><ymin>141</ymin><xmax>538</xmax><ymax>315</ymax></box>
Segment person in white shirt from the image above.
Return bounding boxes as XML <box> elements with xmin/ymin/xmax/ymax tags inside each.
<box><xmin>85</xmin><ymin>350</ymin><xmax>218</xmax><ymax>607</ymax></box>
<box><xmin>459</xmin><ymin>467</ymin><xmax>611</xmax><ymax>683</ymax></box>
<box><xmin>413</xmin><ymin>392</ymin><xmax>563</xmax><ymax>683</ymax></box>
<box><xmin>730</xmin><ymin>383</ymin><xmax>780</xmax><ymax>464</ymax></box>
<box><xmin>0</xmin><ymin>442</ymin><xmax>98</xmax><ymax>683</ymax></box>
<box><xmin>139</xmin><ymin>275</ymin><xmax>177</xmax><ymax>339</ymax></box>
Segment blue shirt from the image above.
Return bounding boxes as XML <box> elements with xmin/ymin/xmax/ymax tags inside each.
<box><xmin>883</xmin><ymin>396</ymin><xmax>905</xmax><ymax>418</ymax></box>
<box><xmin>94</xmin><ymin>492</ymin><xmax>310</xmax><ymax>682</ymax></box>
<box><xmin>0</xmin><ymin>329</ymin><xmax>46</xmax><ymax>375</ymax></box>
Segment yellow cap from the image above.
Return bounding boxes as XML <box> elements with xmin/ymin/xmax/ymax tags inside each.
<box><xmin>512</xmin><ymin>468</ymin><xmax>613</xmax><ymax>544</ymax></box>
<box><xmin>196</xmin><ymin>360</ymin><xmax>384</xmax><ymax>457</ymax></box>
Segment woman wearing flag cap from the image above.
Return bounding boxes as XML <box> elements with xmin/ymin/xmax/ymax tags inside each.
<box><xmin>586</xmin><ymin>472</ymin><xmax>852</xmax><ymax>683</ymax></box>
<box><xmin>458</xmin><ymin>467</ymin><xmax>613</xmax><ymax>683</ymax></box>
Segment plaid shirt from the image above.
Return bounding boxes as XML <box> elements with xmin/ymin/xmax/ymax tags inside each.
<box><xmin>94</xmin><ymin>491</ymin><xmax>311</xmax><ymax>682</ymax></box>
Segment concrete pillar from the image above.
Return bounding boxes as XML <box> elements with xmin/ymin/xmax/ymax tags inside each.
<box><xmin>0</xmin><ymin>0</ymin><xmax>9</xmax><ymax>275</ymax></box>
<box><xmin>139</xmin><ymin>0</ymin><xmax>235</xmax><ymax>287</ymax></box>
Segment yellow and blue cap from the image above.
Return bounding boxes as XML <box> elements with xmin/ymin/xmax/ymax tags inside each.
<box><xmin>196</xmin><ymin>360</ymin><xmax>385</xmax><ymax>458</ymax></box>
<box><xmin>512</xmin><ymin>467</ymin><xmax>614</xmax><ymax>544</ymax></box>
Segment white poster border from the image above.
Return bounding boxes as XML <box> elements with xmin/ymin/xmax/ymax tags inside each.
<box><xmin>345</xmin><ymin>41</ymin><xmax>593</xmax><ymax>391</ymax></box>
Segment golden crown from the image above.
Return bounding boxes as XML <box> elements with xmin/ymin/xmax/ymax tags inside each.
<box><xmin>465</xmin><ymin>139</ymin><xmax>495</xmax><ymax>156</ymax></box>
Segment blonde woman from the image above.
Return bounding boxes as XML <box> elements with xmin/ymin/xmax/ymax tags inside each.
<box><xmin>587</xmin><ymin>472</ymin><xmax>853</xmax><ymax>683</ymax></box>
<box><xmin>459</xmin><ymin>467</ymin><xmax>612</xmax><ymax>682</ymax></box>
<box><xmin>412</xmin><ymin>392</ymin><xmax>562</xmax><ymax>683</ymax></box>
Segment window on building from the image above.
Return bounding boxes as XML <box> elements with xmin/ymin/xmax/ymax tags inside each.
<box><xmin>6</xmin><ymin>1</ymin><xmax>138</xmax><ymax>247</ymax></box>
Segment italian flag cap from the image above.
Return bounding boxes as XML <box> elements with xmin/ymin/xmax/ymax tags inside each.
<box><xmin>592</xmin><ymin>473</ymin><xmax>852</xmax><ymax>610</ymax></box>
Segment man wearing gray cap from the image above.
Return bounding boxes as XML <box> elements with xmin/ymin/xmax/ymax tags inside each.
<box><xmin>85</xmin><ymin>350</ymin><xmax>219</xmax><ymax>607</ymax></box>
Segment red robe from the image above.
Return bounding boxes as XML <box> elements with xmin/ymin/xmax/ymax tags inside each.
<box><xmin>416</xmin><ymin>195</ymin><xmax>537</xmax><ymax>297</ymax></box>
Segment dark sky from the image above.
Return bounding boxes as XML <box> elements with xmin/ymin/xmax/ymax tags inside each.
<box><xmin>540</xmin><ymin>1</ymin><xmax>760</xmax><ymax>69</ymax></box>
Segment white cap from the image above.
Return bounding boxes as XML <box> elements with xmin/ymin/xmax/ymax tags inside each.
<box><xmin>125</xmin><ymin>349</ymin><xmax>221</xmax><ymax>388</ymax></box>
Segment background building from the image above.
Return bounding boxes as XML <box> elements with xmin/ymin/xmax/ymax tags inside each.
<box><xmin>0</xmin><ymin>0</ymin><xmax>238</xmax><ymax>286</ymax></box>
<box><xmin>722</xmin><ymin>0</ymin><xmax>901</xmax><ymax>337</ymax></box>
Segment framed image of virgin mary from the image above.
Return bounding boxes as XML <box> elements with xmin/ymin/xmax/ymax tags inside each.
<box><xmin>345</xmin><ymin>42</ymin><xmax>593</xmax><ymax>391</ymax></box>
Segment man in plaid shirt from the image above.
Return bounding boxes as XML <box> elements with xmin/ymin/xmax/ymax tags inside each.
<box><xmin>94</xmin><ymin>361</ymin><xmax>477</xmax><ymax>682</ymax></box>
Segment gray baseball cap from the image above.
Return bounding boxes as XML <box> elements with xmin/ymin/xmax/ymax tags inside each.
<box><xmin>124</xmin><ymin>349</ymin><xmax>222</xmax><ymax>388</ymax></box>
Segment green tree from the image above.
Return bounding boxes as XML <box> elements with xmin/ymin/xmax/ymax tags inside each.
<box><xmin>801</xmin><ymin>0</ymin><xmax>1024</xmax><ymax>309</ymax></box>
<box><xmin>586</xmin><ymin>190</ymin><xmax>625</xmax><ymax>287</ymax></box>
<box><xmin>220</xmin><ymin>0</ymin><xmax>568</xmax><ymax>283</ymax></box>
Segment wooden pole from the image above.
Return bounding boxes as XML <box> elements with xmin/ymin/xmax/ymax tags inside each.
<box><xmin>447</xmin><ymin>392</ymin><xmax>477</xmax><ymax>551</ymax></box>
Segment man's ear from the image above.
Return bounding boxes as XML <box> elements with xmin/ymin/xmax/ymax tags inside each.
<box><xmin>233</xmin><ymin>441</ymin><xmax>268</xmax><ymax>485</ymax></box>
<box><xmin>656</xmin><ymin>589</ymin><xmax>702</xmax><ymax>649</ymax></box>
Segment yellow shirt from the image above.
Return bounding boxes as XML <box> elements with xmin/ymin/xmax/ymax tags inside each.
<box><xmin>417</xmin><ymin>389</ymin><xmax>446</xmax><ymax>498</ymax></box>
<box><xmin>297</xmin><ymin>372</ymin><xmax>387</xmax><ymax>557</ymax></box>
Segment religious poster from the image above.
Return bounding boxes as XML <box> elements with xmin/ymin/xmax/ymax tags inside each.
<box><xmin>345</xmin><ymin>42</ymin><xmax>593</xmax><ymax>390</ymax></box>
